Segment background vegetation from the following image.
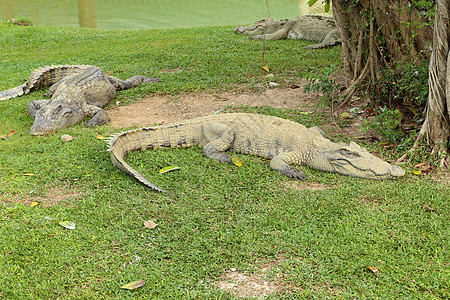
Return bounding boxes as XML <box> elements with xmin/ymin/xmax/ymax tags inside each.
<box><xmin>0</xmin><ymin>23</ymin><xmax>448</xmax><ymax>299</ymax></box>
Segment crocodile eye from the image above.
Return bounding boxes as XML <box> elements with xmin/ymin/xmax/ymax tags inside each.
<box><xmin>62</xmin><ymin>109</ymin><xmax>73</xmax><ymax>117</ymax></box>
<box><xmin>53</xmin><ymin>105</ymin><xmax>63</xmax><ymax>114</ymax></box>
<box><xmin>340</xmin><ymin>149</ymin><xmax>361</xmax><ymax>157</ymax></box>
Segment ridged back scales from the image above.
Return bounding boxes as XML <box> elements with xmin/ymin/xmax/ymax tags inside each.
<box><xmin>0</xmin><ymin>65</ymin><xmax>93</xmax><ymax>101</ymax></box>
<box><xmin>107</xmin><ymin>113</ymin><xmax>310</xmax><ymax>192</ymax></box>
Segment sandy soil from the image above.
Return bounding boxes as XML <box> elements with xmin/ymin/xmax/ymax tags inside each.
<box><xmin>109</xmin><ymin>87</ymin><xmax>327</xmax><ymax>126</ymax></box>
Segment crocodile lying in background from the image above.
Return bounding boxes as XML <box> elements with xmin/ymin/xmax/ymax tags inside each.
<box><xmin>0</xmin><ymin>65</ymin><xmax>159</xmax><ymax>135</ymax></box>
<box><xmin>106</xmin><ymin>113</ymin><xmax>405</xmax><ymax>193</ymax></box>
<box><xmin>235</xmin><ymin>15</ymin><xmax>341</xmax><ymax>49</ymax></box>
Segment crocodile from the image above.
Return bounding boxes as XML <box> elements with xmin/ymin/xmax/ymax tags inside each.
<box><xmin>0</xmin><ymin>65</ymin><xmax>159</xmax><ymax>135</ymax></box>
<box><xmin>106</xmin><ymin>113</ymin><xmax>405</xmax><ymax>193</ymax></box>
<box><xmin>234</xmin><ymin>15</ymin><xmax>341</xmax><ymax>49</ymax></box>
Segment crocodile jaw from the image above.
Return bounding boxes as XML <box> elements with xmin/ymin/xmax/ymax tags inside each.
<box><xmin>310</xmin><ymin>141</ymin><xmax>405</xmax><ymax>180</ymax></box>
<box><xmin>235</xmin><ymin>24</ymin><xmax>264</xmax><ymax>35</ymax></box>
<box><xmin>330</xmin><ymin>158</ymin><xmax>405</xmax><ymax>179</ymax></box>
<box><xmin>30</xmin><ymin>105</ymin><xmax>84</xmax><ymax>135</ymax></box>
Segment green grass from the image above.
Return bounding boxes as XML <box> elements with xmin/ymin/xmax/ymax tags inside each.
<box><xmin>0</xmin><ymin>23</ymin><xmax>449</xmax><ymax>299</ymax></box>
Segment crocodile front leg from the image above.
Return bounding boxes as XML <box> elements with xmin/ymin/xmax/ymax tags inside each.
<box><xmin>249</xmin><ymin>28</ymin><xmax>290</xmax><ymax>40</ymax></box>
<box><xmin>202</xmin><ymin>123</ymin><xmax>235</xmax><ymax>163</ymax></box>
<box><xmin>83</xmin><ymin>104</ymin><xmax>110</xmax><ymax>127</ymax></box>
<box><xmin>28</xmin><ymin>100</ymin><xmax>51</xmax><ymax>118</ymax></box>
<box><xmin>270</xmin><ymin>152</ymin><xmax>307</xmax><ymax>180</ymax></box>
<box><xmin>107</xmin><ymin>75</ymin><xmax>160</xmax><ymax>91</ymax></box>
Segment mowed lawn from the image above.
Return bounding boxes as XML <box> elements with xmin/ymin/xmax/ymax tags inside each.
<box><xmin>0</xmin><ymin>22</ymin><xmax>448</xmax><ymax>299</ymax></box>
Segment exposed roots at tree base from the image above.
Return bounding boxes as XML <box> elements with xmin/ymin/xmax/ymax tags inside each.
<box><xmin>396</xmin><ymin>121</ymin><xmax>449</xmax><ymax>168</ymax></box>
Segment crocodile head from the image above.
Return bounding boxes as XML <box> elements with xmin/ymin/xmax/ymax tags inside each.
<box><xmin>30</xmin><ymin>104</ymin><xmax>84</xmax><ymax>135</ymax></box>
<box><xmin>309</xmin><ymin>140</ymin><xmax>405</xmax><ymax>179</ymax></box>
<box><xmin>235</xmin><ymin>18</ymin><xmax>287</xmax><ymax>36</ymax></box>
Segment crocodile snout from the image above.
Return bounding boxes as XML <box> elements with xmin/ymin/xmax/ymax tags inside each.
<box><xmin>389</xmin><ymin>165</ymin><xmax>405</xmax><ymax>178</ymax></box>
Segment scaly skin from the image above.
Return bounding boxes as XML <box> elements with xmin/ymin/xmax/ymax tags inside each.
<box><xmin>0</xmin><ymin>65</ymin><xmax>160</xmax><ymax>135</ymax></box>
<box><xmin>234</xmin><ymin>15</ymin><xmax>341</xmax><ymax>49</ymax></box>
<box><xmin>106</xmin><ymin>113</ymin><xmax>405</xmax><ymax>193</ymax></box>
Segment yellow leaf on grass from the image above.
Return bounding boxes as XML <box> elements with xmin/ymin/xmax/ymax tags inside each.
<box><xmin>0</xmin><ymin>135</ymin><xmax>7</xmax><ymax>140</ymax></box>
<box><xmin>144</xmin><ymin>220</ymin><xmax>158</xmax><ymax>229</ymax></box>
<box><xmin>23</xmin><ymin>173</ymin><xmax>35</xmax><ymax>176</ymax></box>
<box><xmin>59</xmin><ymin>221</ymin><xmax>76</xmax><ymax>230</ymax></box>
<box><xmin>366</xmin><ymin>266</ymin><xmax>379</xmax><ymax>276</ymax></box>
<box><xmin>159</xmin><ymin>165</ymin><xmax>181</xmax><ymax>173</ymax></box>
<box><xmin>262</xmin><ymin>65</ymin><xmax>270</xmax><ymax>72</ymax></box>
<box><xmin>412</xmin><ymin>170</ymin><xmax>422</xmax><ymax>175</ymax></box>
<box><xmin>120</xmin><ymin>280</ymin><xmax>146</xmax><ymax>290</ymax></box>
<box><xmin>30</xmin><ymin>202</ymin><xmax>39</xmax><ymax>207</ymax></box>
<box><xmin>232</xmin><ymin>157</ymin><xmax>243</xmax><ymax>167</ymax></box>
<box><xmin>96</xmin><ymin>135</ymin><xmax>106</xmax><ymax>140</ymax></box>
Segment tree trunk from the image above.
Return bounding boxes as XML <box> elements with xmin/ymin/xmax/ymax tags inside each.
<box><xmin>415</xmin><ymin>0</ymin><xmax>450</xmax><ymax>166</ymax></box>
<box><xmin>332</xmin><ymin>0</ymin><xmax>433</xmax><ymax>100</ymax></box>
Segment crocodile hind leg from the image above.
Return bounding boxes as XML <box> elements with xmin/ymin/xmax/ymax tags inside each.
<box><xmin>83</xmin><ymin>104</ymin><xmax>110</xmax><ymax>128</ymax></box>
<box><xmin>202</xmin><ymin>123</ymin><xmax>235</xmax><ymax>163</ymax></box>
<box><xmin>28</xmin><ymin>100</ymin><xmax>51</xmax><ymax>118</ymax></box>
<box><xmin>270</xmin><ymin>152</ymin><xmax>307</xmax><ymax>180</ymax></box>
<box><xmin>107</xmin><ymin>75</ymin><xmax>160</xmax><ymax>91</ymax></box>
<box><xmin>304</xmin><ymin>29</ymin><xmax>341</xmax><ymax>49</ymax></box>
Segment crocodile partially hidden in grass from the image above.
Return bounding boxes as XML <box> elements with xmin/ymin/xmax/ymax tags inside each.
<box><xmin>235</xmin><ymin>15</ymin><xmax>341</xmax><ymax>49</ymax></box>
<box><xmin>0</xmin><ymin>65</ymin><xmax>159</xmax><ymax>135</ymax></box>
<box><xmin>106</xmin><ymin>113</ymin><xmax>405</xmax><ymax>193</ymax></box>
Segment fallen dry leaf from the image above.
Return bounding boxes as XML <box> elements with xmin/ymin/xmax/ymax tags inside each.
<box><xmin>415</xmin><ymin>162</ymin><xmax>427</xmax><ymax>168</ymax></box>
<box><xmin>59</xmin><ymin>221</ymin><xmax>76</xmax><ymax>230</ymax></box>
<box><xmin>421</xmin><ymin>165</ymin><xmax>434</xmax><ymax>174</ymax></box>
<box><xmin>232</xmin><ymin>157</ymin><xmax>243</xmax><ymax>167</ymax></box>
<box><xmin>144</xmin><ymin>220</ymin><xmax>158</xmax><ymax>229</ymax></box>
<box><xmin>360</xmin><ymin>107</ymin><xmax>374</xmax><ymax>118</ymax></box>
<box><xmin>159</xmin><ymin>165</ymin><xmax>181</xmax><ymax>173</ymax></box>
<box><xmin>120</xmin><ymin>280</ymin><xmax>146</xmax><ymax>290</ymax></box>
<box><xmin>366</xmin><ymin>266</ymin><xmax>379</xmax><ymax>276</ymax></box>
<box><xmin>61</xmin><ymin>134</ymin><xmax>74</xmax><ymax>142</ymax></box>
<box><xmin>423</xmin><ymin>205</ymin><xmax>436</xmax><ymax>213</ymax></box>
<box><xmin>96</xmin><ymin>135</ymin><xmax>106</xmax><ymax>140</ymax></box>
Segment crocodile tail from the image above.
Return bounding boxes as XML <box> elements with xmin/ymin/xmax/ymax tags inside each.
<box><xmin>0</xmin><ymin>65</ymin><xmax>93</xmax><ymax>101</ymax></box>
<box><xmin>0</xmin><ymin>83</ymin><xmax>27</xmax><ymax>101</ymax></box>
<box><xmin>106</xmin><ymin>127</ymin><xmax>169</xmax><ymax>193</ymax></box>
<box><xmin>24</xmin><ymin>65</ymin><xmax>93</xmax><ymax>93</ymax></box>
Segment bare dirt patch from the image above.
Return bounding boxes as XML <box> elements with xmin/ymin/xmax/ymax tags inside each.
<box><xmin>1</xmin><ymin>186</ymin><xmax>81</xmax><ymax>207</ymax></box>
<box><xmin>217</xmin><ymin>255</ymin><xmax>296</xmax><ymax>298</ymax></box>
<box><xmin>109</xmin><ymin>87</ymin><xmax>319</xmax><ymax>127</ymax></box>
<box><xmin>432</xmin><ymin>170</ymin><xmax>450</xmax><ymax>185</ymax></box>
<box><xmin>284</xmin><ymin>181</ymin><xmax>331</xmax><ymax>191</ymax></box>
<box><xmin>108</xmin><ymin>86</ymin><xmax>366</xmax><ymax>141</ymax></box>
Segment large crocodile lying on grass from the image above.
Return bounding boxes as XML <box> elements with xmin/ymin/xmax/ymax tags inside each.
<box><xmin>106</xmin><ymin>113</ymin><xmax>405</xmax><ymax>192</ymax></box>
<box><xmin>0</xmin><ymin>65</ymin><xmax>159</xmax><ymax>135</ymax></box>
<box><xmin>235</xmin><ymin>15</ymin><xmax>341</xmax><ymax>49</ymax></box>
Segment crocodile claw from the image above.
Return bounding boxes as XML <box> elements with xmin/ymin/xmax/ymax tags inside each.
<box><xmin>285</xmin><ymin>166</ymin><xmax>308</xmax><ymax>180</ymax></box>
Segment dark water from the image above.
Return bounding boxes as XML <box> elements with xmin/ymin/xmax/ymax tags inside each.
<box><xmin>0</xmin><ymin>0</ymin><xmax>319</xmax><ymax>30</ymax></box>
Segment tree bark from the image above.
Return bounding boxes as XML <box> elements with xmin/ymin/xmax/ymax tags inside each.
<box><xmin>332</xmin><ymin>0</ymin><xmax>433</xmax><ymax>94</ymax></box>
<box><xmin>418</xmin><ymin>0</ymin><xmax>450</xmax><ymax>166</ymax></box>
